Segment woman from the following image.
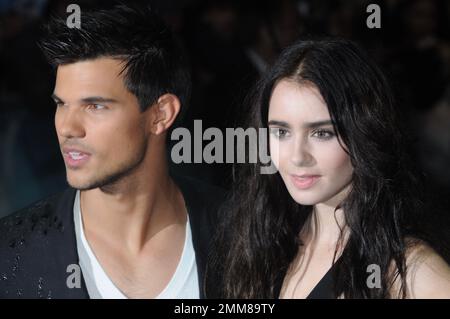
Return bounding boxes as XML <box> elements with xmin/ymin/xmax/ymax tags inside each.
<box><xmin>207</xmin><ymin>38</ymin><xmax>450</xmax><ymax>298</ymax></box>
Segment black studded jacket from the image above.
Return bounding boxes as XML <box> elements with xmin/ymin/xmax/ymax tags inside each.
<box><xmin>0</xmin><ymin>174</ymin><xmax>225</xmax><ymax>299</ymax></box>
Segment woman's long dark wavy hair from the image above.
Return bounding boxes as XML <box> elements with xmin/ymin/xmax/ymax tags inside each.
<box><xmin>207</xmin><ymin>38</ymin><xmax>450</xmax><ymax>298</ymax></box>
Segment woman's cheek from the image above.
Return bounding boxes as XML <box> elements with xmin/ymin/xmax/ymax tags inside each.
<box><xmin>269</xmin><ymin>137</ymin><xmax>281</xmax><ymax>170</ymax></box>
<box><xmin>317</xmin><ymin>141</ymin><xmax>352</xmax><ymax>173</ymax></box>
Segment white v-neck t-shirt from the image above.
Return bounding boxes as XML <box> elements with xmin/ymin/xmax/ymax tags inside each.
<box><xmin>73</xmin><ymin>190</ymin><xmax>200</xmax><ymax>299</ymax></box>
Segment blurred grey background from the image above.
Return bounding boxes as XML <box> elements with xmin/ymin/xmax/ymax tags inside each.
<box><xmin>1</xmin><ymin>0</ymin><xmax>449</xmax><ymax>217</ymax></box>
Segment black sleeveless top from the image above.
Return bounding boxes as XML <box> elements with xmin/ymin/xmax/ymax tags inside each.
<box><xmin>306</xmin><ymin>262</ymin><xmax>337</xmax><ymax>299</ymax></box>
<box><xmin>275</xmin><ymin>259</ymin><xmax>340</xmax><ymax>299</ymax></box>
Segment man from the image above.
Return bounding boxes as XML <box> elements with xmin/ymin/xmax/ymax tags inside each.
<box><xmin>0</xmin><ymin>4</ymin><xmax>223</xmax><ymax>299</ymax></box>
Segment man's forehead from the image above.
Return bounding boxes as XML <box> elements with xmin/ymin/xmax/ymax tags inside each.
<box><xmin>54</xmin><ymin>58</ymin><xmax>128</xmax><ymax>96</ymax></box>
<box><xmin>56</xmin><ymin>57</ymin><xmax>125</xmax><ymax>80</ymax></box>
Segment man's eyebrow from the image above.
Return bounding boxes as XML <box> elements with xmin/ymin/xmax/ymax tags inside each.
<box><xmin>80</xmin><ymin>96</ymin><xmax>119</xmax><ymax>104</ymax></box>
<box><xmin>50</xmin><ymin>94</ymin><xmax>119</xmax><ymax>104</ymax></box>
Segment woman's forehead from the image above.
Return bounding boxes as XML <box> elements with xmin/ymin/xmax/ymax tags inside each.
<box><xmin>268</xmin><ymin>80</ymin><xmax>330</xmax><ymax>123</ymax></box>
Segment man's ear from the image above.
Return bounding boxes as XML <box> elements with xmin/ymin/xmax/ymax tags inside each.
<box><xmin>148</xmin><ymin>93</ymin><xmax>181</xmax><ymax>135</ymax></box>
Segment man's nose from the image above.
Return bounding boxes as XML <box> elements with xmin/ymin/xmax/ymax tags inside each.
<box><xmin>56</xmin><ymin>106</ymin><xmax>86</xmax><ymax>139</ymax></box>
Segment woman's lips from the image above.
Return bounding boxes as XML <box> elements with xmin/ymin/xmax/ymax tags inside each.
<box><xmin>290</xmin><ymin>175</ymin><xmax>321</xmax><ymax>190</ymax></box>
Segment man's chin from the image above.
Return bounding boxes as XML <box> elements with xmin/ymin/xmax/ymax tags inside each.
<box><xmin>65</xmin><ymin>156</ymin><xmax>145</xmax><ymax>192</ymax></box>
<box><xmin>66</xmin><ymin>169</ymin><xmax>128</xmax><ymax>191</ymax></box>
<box><xmin>66</xmin><ymin>174</ymin><xmax>101</xmax><ymax>191</ymax></box>
<box><xmin>67</xmin><ymin>180</ymin><xmax>98</xmax><ymax>191</ymax></box>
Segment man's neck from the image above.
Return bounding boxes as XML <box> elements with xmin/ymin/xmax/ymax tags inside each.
<box><xmin>79</xmin><ymin>144</ymin><xmax>187</xmax><ymax>255</ymax></box>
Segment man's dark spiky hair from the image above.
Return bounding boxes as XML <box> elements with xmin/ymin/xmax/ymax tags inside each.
<box><xmin>39</xmin><ymin>3</ymin><xmax>191</xmax><ymax>115</ymax></box>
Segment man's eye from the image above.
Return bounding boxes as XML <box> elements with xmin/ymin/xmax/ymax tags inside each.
<box><xmin>312</xmin><ymin>129</ymin><xmax>335</xmax><ymax>140</ymax></box>
<box><xmin>87</xmin><ymin>104</ymin><xmax>106</xmax><ymax>110</ymax></box>
<box><xmin>269</xmin><ymin>127</ymin><xmax>290</xmax><ymax>139</ymax></box>
<box><xmin>54</xmin><ymin>101</ymin><xmax>65</xmax><ymax>107</ymax></box>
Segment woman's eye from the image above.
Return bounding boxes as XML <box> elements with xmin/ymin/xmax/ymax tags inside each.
<box><xmin>270</xmin><ymin>127</ymin><xmax>290</xmax><ymax>139</ymax></box>
<box><xmin>312</xmin><ymin>129</ymin><xmax>335</xmax><ymax>140</ymax></box>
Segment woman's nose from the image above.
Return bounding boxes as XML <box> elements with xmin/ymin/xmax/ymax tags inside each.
<box><xmin>290</xmin><ymin>137</ymin><xmax>314</xmax><ymax>167</ymax></box>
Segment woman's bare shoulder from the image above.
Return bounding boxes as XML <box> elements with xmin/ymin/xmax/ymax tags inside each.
<box><xmin>403</xmin><ymin>239</ymin><xmax>450</xmax><ymax>298</ymax></box>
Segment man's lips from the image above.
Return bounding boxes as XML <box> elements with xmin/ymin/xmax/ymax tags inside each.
<box><xmin>290</xmin><ymin>174</ymin><xmax>321</xmax><ymax>190</ymax></box>
<box><xmin>62</xmin><ymin>147</ymin><xmax>92</xmax><ymax>168</ymax></box>
<box><xmin>62</xmin><ymin>147</ymin><xmax>91</xmax><ymax>155</ymax></box>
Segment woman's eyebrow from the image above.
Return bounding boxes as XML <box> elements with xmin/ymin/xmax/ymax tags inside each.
<box><xmin>268</xmin><ymin>120</ymin><xmax>290</xmax><ymax>128</ymax></box>
<box><xmin>268</xmin><ymin>119</ymin><xmax>333</xmax><ymax>128</ymax></box>
<box><xmin>303</xmin><ymin>120</ymin><xmax>333</xmax><ymax>128</ymax></box>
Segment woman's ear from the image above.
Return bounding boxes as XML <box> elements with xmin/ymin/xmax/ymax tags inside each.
<box><xmin>148</xmin><ymin>93</ymin><xmax>181</xmax><ymax>135</ymax></box>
